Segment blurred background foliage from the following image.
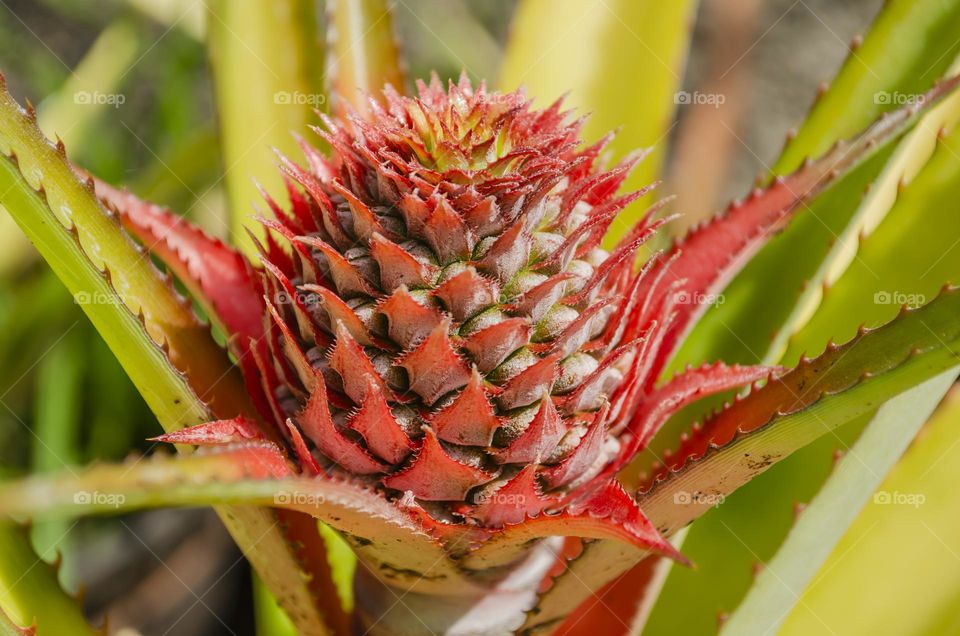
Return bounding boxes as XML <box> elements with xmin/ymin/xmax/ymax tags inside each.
<box><xmin>0</xmin><ymin>0</ymin><xmax>892</xmax><ymax>633</ymax></box>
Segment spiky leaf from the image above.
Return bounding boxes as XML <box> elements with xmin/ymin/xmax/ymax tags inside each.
<box><xmin>720</xmin><ymin>368</ymin><xmax>957</xmax><ymax>635</ymax></box>
<box><xmin>0</xmin><ymin>76</ymin><xmax>239</xmax><ymax>429</ymax></box>
<box><xmin>0</xmin><ymin>522</ymin><xmax>97</xmax><ymax>636</ymax></box>
<box><xmin>776</xmin><ymin>0</ymin><xmax>960</xmax><ymax>174</ymax></box>
<box><xmin>522</xmin><ymin>286</ymin><xmax>960</xmax><ymax>633</ymax></box>
<box><xmin>0</xmin><ymin>82</ymin><xmax>341</xmax><ymax>636</ymax></box>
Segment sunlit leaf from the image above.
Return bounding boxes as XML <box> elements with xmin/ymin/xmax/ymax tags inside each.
<box><xmin>775</xmin><ymin>0</ymin><xmax>960</xmax><ymax>174</ymax></box>
<box><xmin>720</xmin><ymin>368</ymin><xmax>957</xmax><ymax>635</ymax></box>
<box><xmin>0</xmin><ymin>446</ymin><xmax>479</xmax><ymax>595</ymax></box>
<box><xmin>0</xmin><ymin>80</ymin><xmax>341</xmax><ymax>636</ymax></box>
<box><xmin>0</xmin><ymin>79</ymin><xmax>241</xmax><ymax>429</ymax></box>
<box><xmin>500</xmin><ymin>0</ymin><xmax>697</xmax><ymax>241</ymax></box>
<box><xmin>327</xmin><ymin>0</ymin><xmax>404</xmax><ymax>116</ymax></box>
<box><xmin>207</xmin><ymin>0</ymin><xmax>323</xmax><ymax>253</ymax></box>
<box><xmin>780</xmin><ymin>388</ymin><xmax>960</xmax><ymax>636</ymax></box>
<box><xmin>646</xmin><ymin>7</ymin><xmax>960</xmax><ymax>626</ymax></box>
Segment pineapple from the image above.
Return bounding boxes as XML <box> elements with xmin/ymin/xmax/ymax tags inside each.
<box><xmin>2</xmin><ymin>2</ymin><xmax>960</xmax><ymax>634</ymax></box>
<box><xmin>81</xmin><ymin>73</ymin><xmax>956</xmax><ymax>633</ymax></box>
<box><xmin>122</xmin><ymin>75</ymin><xmax>774</xmax><ymax>563</ymax></box>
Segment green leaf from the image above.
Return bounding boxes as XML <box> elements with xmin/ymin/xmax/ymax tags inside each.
<box><xmin>0</xmin><ymin>81</ymin><xmax>338</xmax><ymax>636</ymax></box>
<box><xmin>327</xmin><ymin>0</ymin><xmax>404</xmax><ymax>116</ymax></box>
<box><xmin>672</xmin><ymin>0</ymin><xmax>960</xmax><ymax>382</ymax></box>
<box><xmin>780</xmin><ymin>388</ymin><xmax>960</xmax><ymax>636</ymax></box>
<box><xmin>710</xmin><ymin>117</ymin><xmax>960</xmax><ymax>636</ymax></box>
<box><xmin>499</xmin><ymin>0</ymin><xmax>697</xmax><ymax>241</ymax></box>
<box><xmin>775</xmin><ymin>0</ymin><xmax>960</xmax><ymax>175</ymax></box>
<box><xmin>0</xmin><ymin>604</ymin><xmax>32</xmax><ymax>636</ymax></box>
<box><xmin>785</xmin><ymin>127</ymin><xmax>960</xmax><ymax>363</ymax></box>
<box><xmin>30</xmin><ymin>331</ymin><xmax>83</xmax><ymax>590</ymax></box>
<box><xmin>0</xmin><ymin>522</ymin><xmax>97</xmax><ymax>636</ymax></box>
<box><xmin>0</xmin><ymin>80</ymin><xmax>240</xmax><ymax>430</ymax></box>
<box><xmin>528</xmin><ymin>287</ymin><xmax>960</xmax><ymax>634</ymax></box>
<box><xmin>36</xmin><ymin>19</ymin><xmax>142</xmax><ymax>151</ymax></box>
<box><xmin>680</xmin><ymin>110</ymin><xmax>960</xmax><ymax>636</ymax></box>
<box><xmin>0</xmin><ymin>447</ymin><xmax>476</xmax><ymax>595</ymax></box>
<box><xmin>646</xmin><ymin>9</ymin><xmax>960</xmax><ymax>628</ymax></box>
<box><xmin>770</xmin><ymin>57</ymin><xmax>960</xmax><ymax>365</ymax></box>
<box><xmin>720</xmin><ymin>368</ymin><xmax>957</xmax><ymax>636</ymax></box>
<box><xmin>207</xmin><ymin>0</ymin><xmax>323</xmax><ymax>255</ymax></box>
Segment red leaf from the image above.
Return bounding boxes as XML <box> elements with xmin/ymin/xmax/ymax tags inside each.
<box><xmin>91</xmin><ymin>178</ymin><xmax>264</xmax><ymax>345</ymax></box>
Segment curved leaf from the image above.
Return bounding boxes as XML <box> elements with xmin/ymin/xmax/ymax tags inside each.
<box><xmin>780</xmin><ymin>388</ymin><xmax>960</xmax><ymax>635</ymax></box>
<box><xmin>524</xmin><ymin>287</ymin><xmax>960</xmax><ymax>634</ymax></box>
<box><xmin>0</xmin><ymin>81</ymin><xmax>339</xmax><ymax>636</ymax></box>
<box><xmin>648</xmin><ymin>42</ymin><xmax>960</xmax><ymax>636</ymax></box>
<box><xmin>0</xmin><ymin>78</ymin><xmax>241</xmax><ymax>428</ymax></box>
<box><xmin>0</xmin><ymin>447</ymin><xmax>477</xmax><ymax>596</ymax></box>
<box><xmin>775</xmin><ymin>0</ymin><xmax>960</xmax><ymax>174</ymax></box>
<box><xmin>720</xmin><ymin>368</ymin><xmax>957</xmax><ymax>635</ymax></box>
<box><xmin>650</xmin><ymin>74</ymin><xmax>960</xmax><ymax>397</ymax></box>
<box><xmin>769</xmin><ymin>56</ymin><xmax>960</xmax><ymax>364</ymax></box>
<box><xmin>327</xmin><ymin>0</ymin><xmax>404</xmax><ymax>116</ymax></box>
<box><xmin>785</xmin><ymin>124</ymin><xmax>960</xmax><ymax>363</ymax></box>
<box><xmin>0</xmin><ymin>522</ymin><xmax>97</xmax><ymax>636</ymax></box>
<box><xmin>643</xmin><ymin>288</ymin><xmax>960</xmax><ymax>534</ymax></box>
<box><xmin>500</xmin><ymin>0</ymin><xmax>697</xmax><ymax>240</ymax></box>
<box><xmin>655</xmin><ymin>103</ymin><xmax>960</xmax><ymax>636</ymax></box>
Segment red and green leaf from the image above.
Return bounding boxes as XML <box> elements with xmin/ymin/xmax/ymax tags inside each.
<box><xmin>521</xmin><ymin>286</ymin><xmax>960</xmax><ymax>633</ymax></box>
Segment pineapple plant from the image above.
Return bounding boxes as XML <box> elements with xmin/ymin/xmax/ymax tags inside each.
<box><xmin>2</xmin><ymin>1</ymin><xmax>960</xmax><ymax>634</ymax></box>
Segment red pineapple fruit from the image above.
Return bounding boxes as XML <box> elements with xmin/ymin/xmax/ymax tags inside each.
<box><xmin>107</xmin><ymin>73</ymin><xmax>779</xmax><ymax>563</ymax></box>
<box><xmin>243</xmin><ymin>74</ymin><xmax>770</xmax><ymax>539</ymax></box>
